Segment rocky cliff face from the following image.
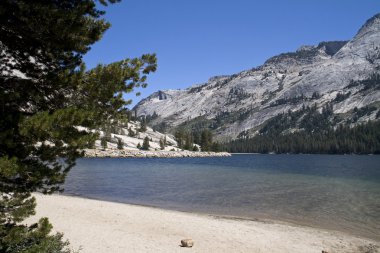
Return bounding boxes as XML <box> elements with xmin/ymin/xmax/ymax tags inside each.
<box><xmin>134</xmin><ymin>14</ymin><xmax>380</xmax><ymax>141</ymax></box>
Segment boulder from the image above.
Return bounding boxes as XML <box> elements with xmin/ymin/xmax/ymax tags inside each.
<box><xmin>180</xmin><ymin>239</ymin><xmax>194</xmax><ymax>248</ymax></box>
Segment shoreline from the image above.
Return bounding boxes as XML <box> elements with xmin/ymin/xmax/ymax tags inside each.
<box><xmin>59</xmin><ymin>193</ymin><xmax>377</xmax><ymax>241</ymax></box>
<box><xmin>83</xmin><ymin>148</ymin><xmax>231</xmax><ymax>158</ymax></box>
<box><xmin>27</xmin><ymin>194</ymin><xmax>379</xmax><ymax>253</ymax></box>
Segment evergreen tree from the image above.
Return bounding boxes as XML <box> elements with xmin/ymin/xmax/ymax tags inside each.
<box><xmin>200</xmin><ymin>130</ymin><xmax>212</xmax><ymax>151</ymax></box>
<box><xmin>139</xmin><ymin>120</ymin><xmax>147</xmax><ymax>132</ymax></box>
<box><xmin>224</xmin><ymin>119</ymin><xmax>380</xmax><ymax>154</ymax></box>
<box><xmin>164</xmin><ymin>135</ymin><xmax>167</xmax><ymax>146</ymax></box>
<box><xmin>87</xmin><ymin>137</ymin><xmax>96</xmax><ymax>149</ymax></box>
<box><xmin>174</xmin><ymin>129</ymin><xmax>196</xmax><ymax>151</ymax></box>
<box><xmin>142</xmin><ymin>137</ymin><xmax>150</xmax><ymax>150</ymax></box>
<box><xmin>128</xmin><ymin>127</ymin><xmax>136</xmax><ymax>137</ymax></box>
<box><xmin>117</xmin><ymin>138</ymin><xmax>124</xmax><ymax>150</ymax></box>
<box><xmin>101</xmin><ymin>137</ymin><xmax>108</xmax><ymax>150</ymax></box>
<box><xmin>127</xmin><ymin>111</ymin><xmax>133</xmax><ymax>121</ymax></box>
<box><xmin>159</xmin><ymin>137</ymin><xmax>165</xmax><ymax>150</ymax></box>
<box><xmin>192</xmin><ymin>132</ymin><xmax>201</xmax><ymax>145</ymax></box>
<box><xmin>183</xmin><ymin>134</ymin><xmax>193</xmax><ymax>150</ymax></box>
<box><xmin>137</xmin><ymin>143</ymin><xmax>142</xmax><ymax>149</ymax></box>
<box><xmin>174</xmin><ymin>129</ymin><xmax>185</xmax><ymax>148</ymax></box>
<box><xmin>104</xmin><ymin>129</ymin><xmax>112</xmax><ymax>141</ymax></box>
<box><xmin>0</xmin><ymin>0</ymin><xmax>157</xmax><ymax>251</ymax></box>
<box><xmin>211</xmin><ymin>142</ymin><xmax>221</xmax><ymax>152</ymax></box>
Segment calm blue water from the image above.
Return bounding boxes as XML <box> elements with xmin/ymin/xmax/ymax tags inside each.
<box><xmin>64</xmin><ymin>154</ymin><xmax>380</xmax><ymax>240</ymax></box>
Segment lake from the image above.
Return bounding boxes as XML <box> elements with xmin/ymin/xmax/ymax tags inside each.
<box><xmin>63</xmin><ymin>154</ymin><xmax>380</xmax><ymax>240</ymax></box>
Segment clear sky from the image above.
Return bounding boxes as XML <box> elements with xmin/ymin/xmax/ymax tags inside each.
<box><xmin>84</xmin><ymin>0</ymin><xmax>380</xmax><ymax>107</ymax></box>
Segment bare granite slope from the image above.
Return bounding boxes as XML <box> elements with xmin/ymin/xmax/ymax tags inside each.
<box><xmin>134</xmin><ymin>14</ymin><xmax>380</xmax><ymax>141</ymax></box>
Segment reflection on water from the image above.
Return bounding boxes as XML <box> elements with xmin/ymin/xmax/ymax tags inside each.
<box><xmin>64</xmin><ymin>154</ymin><xmax>380</xmax><ymax>240</ymax></box>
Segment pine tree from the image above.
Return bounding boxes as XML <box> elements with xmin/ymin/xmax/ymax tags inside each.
<box><xmin>139</xmin><ymin>120</ymin><xmax>147</xmax><ymax>132</ymax></box>
<box><xmin>183</xmin><ymin>133</ymin><xmax>193</xmax><ymax>151</ymax></box>
<box><xmin>193</xmin><ymin>132</ymin><xmax>201</xmax><ymax>145</ymax></box>
<box><xmin>223</xmin><ymin>117</ymin><xmax>380</xmax><ymax>154</ymax></box>
<box><xmin>174</xmin><ymin>129</ymin><xmax>186</xmax><ymax>148</ymax></box>
<box><xmin>201</xmin><ymin>130</ymin><xmax>213</xmax><ymax>151</ymax></box>
<box><xmin>87</xmin><ymin>138</ymin><xmax>96</xmax><ymax>149</ymax></box>
<box><xmin>128</xmin><ymin>127</ymin><xmax>136</xmax><ymax>137</ymax></box>
<box><xmin>142</xmin><ymin>136</ymin><xmax>150</xmax><ymax>150</ymax></box>
<box><xmin>104</xmin><ymin>129</ymin><xmax>112</xmax><ymax>141</ymax></box>
<box><xmin>117</xmin><ymin>138</ymin><xmax>124</xmax><ymax>150</ymax></box>
<box><xmin>101</xmin><ymin>137</ymin><xmax>108</xmax><ymax>150</ymax></box>
<box><xmin>211</xmin><ymin>142</ymin><xmax>221</xmax><ymax>152</ymax></box>
<box><xmin>159</xmin><ymin>137</ymin><xmax>165</xmax><ymax>150</ymax></box>
<box><xmin>0</xmin><ymin>0</ymin><xmax>157</xmax><ymax>251</ymax></box>
<box><xmin>137</xmin><ymin>143</ymin><xmax>142</xmax><ymax>149</ymax></box>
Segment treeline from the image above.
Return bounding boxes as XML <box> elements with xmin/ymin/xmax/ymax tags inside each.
<box><xmin>98</xmin><ymin>116</ymin><xmax>149</xmax><ymax>150</ymax></box>
<box><xmin>174</xmin><ymin>129</ymin><xmax>221</xmax><ymax>152</ymax></box>
<box><xmin>224</xmin><ymin>120</ymin><xmax>380</xmax><ymax>154</ymax></box>
<box><xmin>259</xmin><ymin>103</ymin><xmax>335</xmax><ymax>136</ymax></box>
<box><xmin>346</xmin><ymin>72</ymin><xmax>380</xmax><ymax>91</ymax></box>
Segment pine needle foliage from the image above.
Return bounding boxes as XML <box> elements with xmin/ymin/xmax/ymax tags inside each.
<box><xmin>0</xmin><ymin>0</ymin><xmax>157</xmax><ymax>251</ymax></box>
<box><xmin>142</xmin><ymin>137</ymin><xmax>150</xmax><ymax>150</ymax></box>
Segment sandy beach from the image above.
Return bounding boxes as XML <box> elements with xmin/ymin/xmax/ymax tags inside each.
<box><xmin>27</xmin><ymin>194</ymin><xmax>379</xmax><ymax>253</ymax></box>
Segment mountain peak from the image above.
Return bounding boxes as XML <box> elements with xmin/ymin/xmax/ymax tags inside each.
<box><xmin>296</xmin><ymin>45</ymin><xmax>316</xmax><ymax>52</ymax></box>
<box><xmin>356</xmin><ymin>13</ymin><xmax>380</xmax><ymax>37</ymax></box>
<box><xmin>134</xmin><ymin>14</ymin><xmax>380</xmax><ymax>141</ymax></box>
<box><xmin>208</xmin><ymin>75</ymin><xmax>230</xmax><ymax>82</ymax></box>
<box><xmin>317</xmin><ymin>41</ymin><xmax>348</xmax><ymax>56</ymax></box>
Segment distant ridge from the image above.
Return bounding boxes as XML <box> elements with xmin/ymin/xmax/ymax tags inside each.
<box><xmin>134</xmin><ymin>13</ymin><xmax>380</xmax><ymax>143</ymax></box>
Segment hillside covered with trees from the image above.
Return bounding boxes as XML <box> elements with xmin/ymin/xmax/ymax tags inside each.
<box><xmin>224</xmin><ymin>105</ymin><xmax>380</xmax><ymax>154</ymax></box>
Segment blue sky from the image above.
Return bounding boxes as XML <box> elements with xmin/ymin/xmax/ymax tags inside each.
<box><xmin>84</xmin><ymin>0</ymin><xmax>380</xmax><ymax>107</ymax></box>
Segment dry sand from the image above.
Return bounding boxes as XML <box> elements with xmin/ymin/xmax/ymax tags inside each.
<box><xmin>28</xmin><ymin>194</ymin><xmax>379</xmax><ymax>253</ymax></box>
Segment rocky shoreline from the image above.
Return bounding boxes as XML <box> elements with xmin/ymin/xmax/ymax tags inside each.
<box><xmin>83</xmin><ymin>149</ymin><xmax>231</xmax><ymax>158</ymax></box>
